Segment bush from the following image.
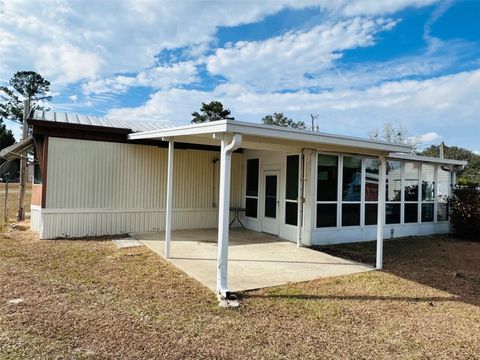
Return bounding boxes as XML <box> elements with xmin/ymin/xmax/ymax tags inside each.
<box><xmin>450</xmin><ymin>184</ymin><xmax>480</xmax><ymax>240</ymax></box>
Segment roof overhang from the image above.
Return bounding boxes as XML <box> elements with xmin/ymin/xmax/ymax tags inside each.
<box><xmin>388</xmin><ymin>152</ymin><xmax>468</xmax><ymax>167</ymax></box>
<box><xmin>128</xmin><ymin>120</ymin><xmax>412</xmax><ymax>155</ymax></box>
<box><xmin>0</xmin><ymin>137</ymin><xmax>33</xmax><ymax>161</ymax></box>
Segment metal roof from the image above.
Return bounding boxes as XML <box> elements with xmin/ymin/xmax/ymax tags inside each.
<box><xmin>0</xmin><ymin>137</ymin><xmax>33</xmax><ymax>161</ymax></box>
<box><xmin>29</xmin><ymin>110</ymin><xmax>168</xmax><ymax>133</ymax></box>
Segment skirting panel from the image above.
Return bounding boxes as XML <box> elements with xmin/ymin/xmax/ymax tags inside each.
<box><xmin>311</xmin><ymin>222</ymin><xmax>451</xmax><ymax>246</ymax></box>
<box><xmin>30</xmin><ymin>205</ymin><xmax>41</xmax><ymax>232</ymax></box>
<box><xmin>38</xmin><ymin>208</ymin><xmax>220</xmax><ymax>239</ymax></box>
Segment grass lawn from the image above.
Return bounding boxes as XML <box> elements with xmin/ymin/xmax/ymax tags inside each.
<box><xmin>0</xmin><ymin>224</ymin><xmax>479</xmax><ymax>359</ymax></box>
<box><xmin>0</xmin><ymin>183</ymin><xmax>32</xmax><ymax>228</ymax></box>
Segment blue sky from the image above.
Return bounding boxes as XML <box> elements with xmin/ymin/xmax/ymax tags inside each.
<box><xmin>1</xmin><ymin>0</ymin><xmax>479</xmax><ymax>152</ymax></box>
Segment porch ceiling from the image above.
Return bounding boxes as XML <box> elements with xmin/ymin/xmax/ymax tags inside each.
<box><xmin>132</xmin><ymin>229</ymin><xmax>373</xmax><ymax>292</ymax></box>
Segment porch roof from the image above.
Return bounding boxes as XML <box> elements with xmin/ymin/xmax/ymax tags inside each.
<box><xmin>128</xmin><ymin>120</ymin><xmax>412</xmax><ymax>155</ymax></box>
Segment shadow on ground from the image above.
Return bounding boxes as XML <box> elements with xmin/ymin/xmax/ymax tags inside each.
<box><xmin>309</xmin><ymin>235</ymin><xmax>480</xmax><ymax>307</ymax></box>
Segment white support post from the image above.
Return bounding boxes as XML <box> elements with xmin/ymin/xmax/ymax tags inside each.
<box><xmin>165</xmin><ymin>139</ymin><xmax>174</xmax><ymax>259</ymax></box>
<box><xmin>216</xmin><ymin>133</ymin><xmax>242</xmax><ymax>299</ymax></box>
<box><xmin>376</xmin><ymin>155</ymin><xmax>387</xmax><ymax>270</ymax></box>
<box><xmin>297</xmin><ymin>151</ymin><xmax>304</xmax><ymax>247</ymax></box>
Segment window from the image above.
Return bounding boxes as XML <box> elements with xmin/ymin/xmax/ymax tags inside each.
<box><xmin>404</xmin><ymin>162</ymin><xmax>419</xmax><ymax>223</ymax></box>
<box><xmin>386</xmin><ymin>160</ymin><xmax>402</xmax><ymax>224</ymax></box>
<box><xmin>285</xmin><ymin>155</ymin><xmax>299</xmax><ymax>226</ymax></box>
<box><xmin>317</xmin><ymin>154</ymin><xmax>338</xmax><ymax>201</ymax></box>
<box><xmin>317</xmin><ymin>204</ymin><xmax>337</xmax><ymax>228</ymax></box>
<box><xmin>316</xmin><ymin>154</ymin><xmax>338</xmax><ymax>227</ymax></box>
<box><xmin>342</xmin><ymin>156</ymin><xmax>361</xmax><ymax>226</ymax></box>
<box><xmin>437</xmin><ymin>166</ymin><xmax>451</xmax><ymax>221</ymax></box>
<box><xmin>245</xmin><ymin>159</ymin><xmax>259</xmax><ymax>218</ymax></box>
<box><xmin>421</xmin><ymin>164</ymin><xmax>435</xmax><ymax>222</ymax></box>
<box><xmin>364</xmin><ymin>158</ymin><xmax>379</xmax><ymax>225</ymax></box>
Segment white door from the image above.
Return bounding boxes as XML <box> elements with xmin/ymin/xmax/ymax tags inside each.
<box><xmin>262</xmin><ymin>170</ymin><xmax>280</xmax><ymax>235</ymax></box>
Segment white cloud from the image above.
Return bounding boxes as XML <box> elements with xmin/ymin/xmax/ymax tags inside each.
<box><xmin>82</xmin><ymin>61</ymin><xmax>198</xmax><ymax>95</ymax></box>
<box><xmin>0</xmin><ymin>0</ymin><xmax>323</xmax><ymax>85</ymax></box>
<box><xmin>342</xmin><ymin>0</ymin><xmax>439</xmax><ymax>16</ymax></box>
<box><xmin>418</xmin><ymin>132</ymin><xmax>442</xmax><ymax>143</ymax></box>
<box><xmin>68</xmin><ymin>95</ymin><xmax>78</xmax><ymax>101</ymax></box>
<box><xmin>0</xmin><ymin>0</ymin><xmax>439</xmax><ymax>87</ymax></box>
<box><xmin>106</xmin><ymin>69</ymin><xmax>480</xmax><ymax>145</ymax></box>
<box><xmin>206</xmin><ymin>17</ymin><xmax>397</xmax><ymax>91</ymax></box>
<box><xmin>36</xmin><ymin>43</ymin><xmax>102</xmax><ymax>84</ymax></box>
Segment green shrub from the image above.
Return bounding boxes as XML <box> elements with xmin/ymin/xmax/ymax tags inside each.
<box><xmin>450</xmin><ymin>184</ymin><xmax>480</xmax><ymax>239</ymax></box>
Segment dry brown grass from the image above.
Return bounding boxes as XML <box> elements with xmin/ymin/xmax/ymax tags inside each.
<box><xmin>0</xmin><ymin>183</ymin><xmax>32</xmax><ymax>228</ymax></box>
<box><xmin>0</xmin><ymin>227</ymin><xmax>479</xmax><ymax>359</ymax></box>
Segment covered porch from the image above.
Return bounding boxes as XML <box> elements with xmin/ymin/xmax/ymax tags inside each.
<box><xmin>129</xmin><ymin>120</ymin><xmax>411</xmax><ymax>299</ymax></box>
<box><xmin>133</xmin><ymin>228</ymin><xmax>372</xmax><ymax>292</ymax></box>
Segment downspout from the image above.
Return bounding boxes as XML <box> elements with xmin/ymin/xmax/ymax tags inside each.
<box><xmin>297</xmin><ymin>148</ymin><xmax>316</xmax><ymax>247</ymax></box>
<box><xmin>216</xmin><ymin>133</ymin><xmax>242</xmax><ymax>300</ymax></box>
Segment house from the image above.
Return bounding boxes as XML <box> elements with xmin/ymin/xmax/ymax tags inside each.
<box><xmin>6</xmin><ymin>110</ymin><xmax>467</xmax><ymax>298</ymax></box>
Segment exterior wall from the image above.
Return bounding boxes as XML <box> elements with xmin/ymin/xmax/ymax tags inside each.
<box><xmin>242</xmin><ymin>148</ymin><xmax>453</xmax><ymax>246</ymax></box>
<box><xmin>31</xmin><ymin>184</ymin><xmax>42</xmax><ymax>206</ymax></box>
<box><xmin>242</xmin><ymin>148</ymin><xmax>313</xmax><ymax>244</ymax></box>
<box><xmin>311</xmin><ymin>223</ymin><xmax>451</xmax><ymax>245</ymax></box>
<box><xmin>37</xmin><ymin>137</ymin><xmax>243</xmax><ymax>239</ymax></box>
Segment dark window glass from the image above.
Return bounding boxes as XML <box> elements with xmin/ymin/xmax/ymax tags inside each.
<box><xmin>365</xmin><ymin>203</ymin><xmax>378</xmax><ymax>225</ymax></box>
<box><xmin>245</xmin><ymin>197</ymin><xmax>258</xmax><ymax>218</ymax></box>
<box><xmin>386</xmin><ymin>203</ymin><xmax>401</xmax><ymax>224</ymax></box>
<box><xmin>365</xmin><ymin>159</ymin><xmax>379</xmax><ymax>201</ymax></box>
<box><xmin>286</xmin><ymin>155</ymin><xmax>299</xmax><ymax>200</ymax></box>
<box><xmin>437</xmin><ymin>202</ymin><xmax>449</xmax><ymax>221</ymax></box>
<box><xmin>317</xmin><ymin>155</ymin><xmax>338</xmax><ymax>201</ymax></box>
<box><xmin>342</xmin><ymin>156</ymin><xmax>361</xmax><ymax>201</ymax></box>
<box><xmin>246</xmin><ymin>159</ymin><xmax>259</xmax><ymax>197</ymax></box>
<box><xmin>404</xmin><ymin>162</ymin><xmax>419</xmax><ymax>201</ymax></box>
<box><xmin>386</xmin><ymin>161</ymin><xmax>402</xmax><ymax>201</ymax></box>
<box><xmin>285</xmin><ymin>202</ymin><xmax>298</xmax><ymax>226</ymax></box>
<box><xmin>264</xmin><ymin>175</ymin><xmax>277</xmax><ymax>218</ymax></box>
<box><xmin>404</xmin><ymin>203</ymin><xmax>418</xmax><ymax>223</ymax></box>
<box><xmin>342</xmin><ymin>204</ymin><xmax>360</xmax><ymax>226</ymax></box>
<box><xmin>421</xmin><ymin>203</ymin><xmax>434</xmax><ymax>222</ymax></box>
<box><xmin>316</xmin><ymin>204</ymin><xmax>337</xmax><ymax>228</ymax></box>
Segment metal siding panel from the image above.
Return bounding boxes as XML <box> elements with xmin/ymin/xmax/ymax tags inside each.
<box><xmin>44</xmin><ymin>138</ymin><xmax>243</xmax><ymax>238</ymax></box>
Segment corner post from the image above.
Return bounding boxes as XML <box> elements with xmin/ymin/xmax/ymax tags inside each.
<box><xmin>376</xmin><ymin>155</ymin><xmax>387</xmax><ymax>270</ymax></box>
<box><xmin>216</xmin><ymin>133</ymin><xmax>242</xmax><ymax>298</ymax></box>
<box><xmin>165</xmin><ymin>139</ymin><xmax>174</xmax><ymax>259</ymax></box>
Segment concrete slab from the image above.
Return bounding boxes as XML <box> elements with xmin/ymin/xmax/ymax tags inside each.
<box><xmin>112</xmin><ymin>238</ymin><xmax>144</xmax><ymax>248</ymax></box>
<box><xmin>133</xmin><ymin>229</ymin><xmax>373</xmax><ymax>292</ymax></box>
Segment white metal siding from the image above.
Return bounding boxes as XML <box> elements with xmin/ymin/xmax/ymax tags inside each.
<box><xmin>30</xmin><ymin>205</ymin><xmax>41</xmax><ymax>232</ymax></box>
<box><xmin>42</xmin><ymin>137</ymin><xmax>243</xmax><ymax>239</ymax></box>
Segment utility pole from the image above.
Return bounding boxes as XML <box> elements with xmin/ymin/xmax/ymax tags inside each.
<box><xmin>17</xmin><ymin>99</ymin><xmax>30</xmax><ymax>221</ymax></box>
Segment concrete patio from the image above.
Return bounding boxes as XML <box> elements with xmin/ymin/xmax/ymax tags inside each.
<box><xmin>132</xmin><ymin>229</ymin><xmax>373</xmax><ymax>292</ymax></box>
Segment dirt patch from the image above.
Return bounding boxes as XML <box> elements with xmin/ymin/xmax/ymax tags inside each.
<box><xmin>1</xmin><ymin>228</ymin><xmax>479</xmax><ymax>359</ymax></box>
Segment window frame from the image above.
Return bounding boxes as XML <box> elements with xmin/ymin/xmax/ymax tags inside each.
<box><xmin>341</xmin><ymin>155</ymin><xmax>362</xmax><ymax>227</ymax></box>
<box><xmin>315</xmin><ymin>151</ymin><xmax>341</xmax><ymax>229</ymax></box>
<box><xmin>244</xmin><ymin>157</ymin><xmax>260</xmax><ymax>219</ymax></box>
<box><xmin>420</xmin><ymin>163</ymin><xmax>435</xmax><ymax>223</ymax></box>
<box><xmin>363</xmin><ymin>157</ymin><xmax>380</xmax><ymax>226</ymax></box>
<box><xmin>284</xmin><ymin>153</ymin><xmax>301</xmax><ymax>226</ymax></box>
